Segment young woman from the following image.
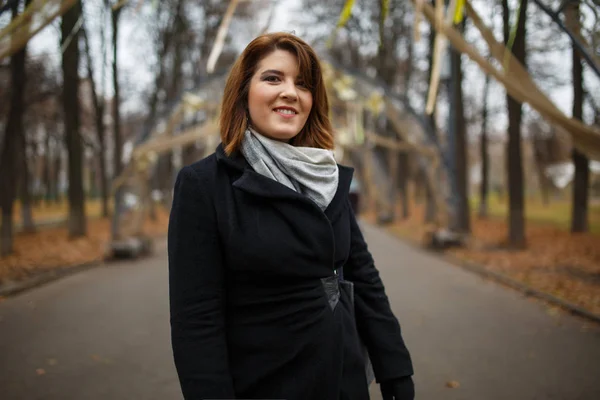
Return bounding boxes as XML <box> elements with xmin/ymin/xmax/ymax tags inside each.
<box><xmin>168</xmin><ymin>32</ymin><xmax>414</xmax><ymax>400</ymax></box>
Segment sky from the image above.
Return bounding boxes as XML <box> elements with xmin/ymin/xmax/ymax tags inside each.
<box><xmin>9</xmin><ymin>0</ymin><xmax>600</xmax><ymax>136</ymax></box>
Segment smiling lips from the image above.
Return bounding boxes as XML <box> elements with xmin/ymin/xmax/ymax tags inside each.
<box><xmin>273</xmin><ymin>107</ymin><xmax>297</xmax><ymax>118</ymax></box>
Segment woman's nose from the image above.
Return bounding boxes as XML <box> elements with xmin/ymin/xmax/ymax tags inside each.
<box><xmin>280</xmin><ymin>81</ymin><xmax>298</xmax><ymax>101</ymax></box>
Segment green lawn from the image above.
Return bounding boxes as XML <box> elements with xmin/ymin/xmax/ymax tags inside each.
<box><xmin>470</xmin><ymin>195</ymin><xmax>600</xmax><ymax>234</ymax></box>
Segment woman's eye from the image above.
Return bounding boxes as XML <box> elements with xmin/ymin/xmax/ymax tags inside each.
<box><xmin>296</xmin><ymin>81</ymin><xmax>307</xmax><ymax>88</ymax></box>
<box><xmin>264</xmin><ymin>76</ymin><xmax>280</xmax><ymax>82</ymax></box>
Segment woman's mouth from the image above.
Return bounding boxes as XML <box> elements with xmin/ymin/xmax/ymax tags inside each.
<box><xmin>273</xmin><ymin>107</ymin><xmax>297</xmax><ymax>118</ymax></box>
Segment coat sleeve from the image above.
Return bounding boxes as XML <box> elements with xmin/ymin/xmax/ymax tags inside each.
<box><xmin>168</xmin><ymin>166</ymin><xmax>235</xmax><ymax>399</ymax></box>
<box><xmin>343</xmin><ymin>202</ymin><xmax>414</xmax><ymax>383</ymax></box>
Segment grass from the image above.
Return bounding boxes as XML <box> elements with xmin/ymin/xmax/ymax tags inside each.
<box><xmin>471</xmin><ymin>195</ymin><xmax>600</xmax><ymax>234</ymax></box>
<box><xmin>12</xmin><ymin>199</ymin><xmax>111</xmax><ymax>225</ymax></box>
<box><xmin>13</xmin><ymin>193</ymin><xmax>600</xmax><ymax>234</ymax></box>
<box><xmin>365</xmin><ymin>199</ymin><xmax>600</xmax><ymax>316</ymax></box>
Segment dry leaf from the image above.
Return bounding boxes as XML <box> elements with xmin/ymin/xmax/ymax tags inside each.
<box><xmin>0</xmin><ymin>209</ymin><xmax>169</xmax><ymax>285</ymax></box>
<box><xmin>36</xmin><ymin>368</ymin><xmax>46</xmax><ymax>375</ymax></box>
<box><xmin>547</xmin><ymin>307</ymin><xmax>560</xmax><ymax>317</ymax></box>
<box><xmin>371</xmin><ymin>202</ymin><xmax>600</xmax><ymax>316</ymax></box>
<box><xmin>446</xmin><ymin>380</ymin><xmax>460</xmax><ymax>388</ymax></box>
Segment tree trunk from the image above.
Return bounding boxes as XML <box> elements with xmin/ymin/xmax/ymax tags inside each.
<box><xmin>112</xmin><ymin>8</ymin><xmax>123</xmax><ymax>179</ymax></box>
<box><xmin>142</xmin><ymin>0</ymin><xmax>184</xmax><ymax>144</ymax></box>
<box><xmin>424</xmin><ymin>12</ymin><xmax>437</xmax><ymax>224</ymax></box>
<box><xmin>53</xmin><ymin>151</ymin><xmax>62</xmax><ymax>204</ymax></box>
<box><xmin>110</xmin><ymin>6</ymin><xmax>124</xmax><ymax>240</ymax></box>
<box><xmin>0</xmin><ymin>0</ymin><xmax>28</xmax><ymax>256</ymax></box>
<box><xmin>82</xmin><ymin>24</ymin><xmax>109</xmax><ymax>217</ymax></box>
<box><xmin>398</xmin><ymin>153</ymin><xmax>410</xmax><ymax>219</ymax></box>
<box><xmin>503</xmin><ymin>0</ymin><xmax>527</xmax><ymax>248</ymax></box>
<box><xmin>537</xmin><ymin>160</ymin><xmax>551</xmax><ymax>206</ymax></box>
<box><xmin>448</xmin><ymin>20</ymin><xmax>470</xmax><ymax>233</ymax></box>
<box><xmin>571</xmin><ymin>149</ymin><xmax>589</xmax><ymax>232</ymax></box>
<box><xmin>373</xmin><ymin>0</ymin><xmax>401</xmax><ymax>224</ymax></box>
<box><xmin>61</xmin><ymin>0</ymin><xmax>87</xmax><ymax>237</ymax></box>
<box><xmin>158</xmin><ymin>9</ymin><xmax>186</xmax><ymax>212</ymax></box>
<box><xmin>566</xmin><ymin>1</ymin><xmax>589</xmax><ymax>233</ymax></box>
<box><xmin>43</xmin><ymin>127</ymin><xmax>52</xmax><ymax>202</ymax></box>
<box><xmin>19</xmin><ymin>133</ymin><xmax>35</xmax><ymax>232</ymax></box>
<box><xmin>532</xmin><ymin>136</ymin><xmax>552</xmax><ymax>206</ymax></box>
<box><xmin>478</xmin><ymin>72</ymin><xmax>490</xmax><ymax>218</ymax></box>
<box><xmin>400</xmin><ymin>13</ymin><xmax>413</xmax><ymax>220</ymax></box>
<box><xmin>49</xmin><ymin>115</ymin><xmax>62</xmax><ymax>204</ymax></box>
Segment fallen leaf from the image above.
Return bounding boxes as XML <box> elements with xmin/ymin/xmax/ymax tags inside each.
<box><xmin>547</xmin><ymin>307</ymin><xmax>560</xmax><ymax>317</ymax></box>
<box><xmin>446</xmin><ymin>380</ymin><xmax>460</xmax><ymax>389</ymax></box>
<box><xmin>0</xmin><ymin>208</ymin><xmax>169</xmax><ymax>286</ymax></box>
<box><xmin>375</xmin><ymin>202</ymin><xmax>600</xmax><ymax>317</ymax></box>
<box><xmin>36</xmin><ymin>368</ymin><xmax>46</xmax><ymax>375</ymax></box>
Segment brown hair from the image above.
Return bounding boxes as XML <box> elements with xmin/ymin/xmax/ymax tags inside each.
<box><xmin>219</xmin><ymin>32</ymin><xmax>333</xmax><ymax>155</ymax></box>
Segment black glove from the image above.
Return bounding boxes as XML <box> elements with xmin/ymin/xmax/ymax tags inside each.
<box><xmin>380</xmin><ymin>376</ymin><xmax>415</xmax><ymax>400</ymax></box>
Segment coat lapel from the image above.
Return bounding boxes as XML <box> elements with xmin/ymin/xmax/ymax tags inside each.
<box><xmin>216</xmin><ymin>143</ymin><xmax>354</xmax><ymax>219</ymax></box>
<box><xmin>324</xmin><ymin>164</ymin><xmax>353</xmax><ymax>221</ymax></box>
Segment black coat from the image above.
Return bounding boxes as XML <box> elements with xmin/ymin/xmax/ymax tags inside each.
<box><xmin>168</xmin><ymin>144</ymin><xmax>413</xmax><ymax>400</ymax></box>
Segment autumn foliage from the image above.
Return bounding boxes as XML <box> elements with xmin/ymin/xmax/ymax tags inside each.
<box><xmin>365</xmin><ymin>203</ymin><xmax>600</xmax><ymax>316</ymax></box>
<box><xmin>0</xmin><ymin>208</ymin><xmax>170</xmax><ymax>285</ymax></box>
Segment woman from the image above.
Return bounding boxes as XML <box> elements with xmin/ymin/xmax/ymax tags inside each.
<box><xmin>168</xmin><ymin>32</ymin><xmax>414</xmax><ymax>400</ymax></box>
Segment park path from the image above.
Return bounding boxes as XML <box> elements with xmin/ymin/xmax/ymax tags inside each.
<box><xmin>1</xmin><ymin>223</ymin><xmax>599</xmax><ymax>400</ymax></box>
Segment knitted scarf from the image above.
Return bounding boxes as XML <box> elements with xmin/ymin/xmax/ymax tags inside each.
<box><xmin>240</xmin><ymin>127</ymin><xmax>339</xmax><ymax>210</ymax></box>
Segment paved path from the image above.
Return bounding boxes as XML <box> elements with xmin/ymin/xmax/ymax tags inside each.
<box><xmin>1</xmin><ymin>223</ymin><xmax>599</xmax><ymax>399</ymax></box>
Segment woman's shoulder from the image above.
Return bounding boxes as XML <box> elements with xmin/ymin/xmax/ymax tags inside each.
<box><xmin>186</xmin><ymin>152</ymin><xmax>219</xmax><ymax>177</ymax></box>
<box><xmin>176</xmin><ymin>152</ymin><xmax>221</xmax><ymax>194</ymax></box>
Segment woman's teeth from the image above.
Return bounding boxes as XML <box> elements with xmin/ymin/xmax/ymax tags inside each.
<box><xmin>275</xmin><ymin>109</ymin><xmax>295</xmax><ymax>115</ymax></box>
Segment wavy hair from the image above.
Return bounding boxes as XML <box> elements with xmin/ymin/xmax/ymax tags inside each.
<box><xmin>220</xmin><ymin>32</ymin><xmax>333</xmax><ymax>155</ymax></box>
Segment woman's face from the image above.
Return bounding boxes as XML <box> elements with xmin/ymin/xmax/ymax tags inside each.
<box><xmin>247</xmin><ymin>49</ymin><xmax>313</xmax><ymax>142</ymax></box>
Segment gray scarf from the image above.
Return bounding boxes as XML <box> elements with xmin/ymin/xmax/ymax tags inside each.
<box><xmin>240</xmin><ymin>127</ymin><xmax>339</xmax><ymax>210</ymax></box>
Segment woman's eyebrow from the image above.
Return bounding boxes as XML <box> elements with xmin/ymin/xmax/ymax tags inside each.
<box><xmin>260</xmin><ymin>69</ymin><xmax>283</xmax><ymax>76</ymax></box>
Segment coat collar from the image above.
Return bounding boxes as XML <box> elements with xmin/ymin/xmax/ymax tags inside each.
<box><xmin>215</xmin><ymin>143</ymin><xmax>354</xmax><ymax>219</ymax></box>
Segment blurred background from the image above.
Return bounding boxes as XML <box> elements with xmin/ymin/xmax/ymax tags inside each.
<box><xmin>0</xmin><ymin>0</ymin><xmax>599</xmax><ymax>399</ymax></box>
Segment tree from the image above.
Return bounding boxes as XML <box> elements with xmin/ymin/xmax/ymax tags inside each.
<box><xmin>448</xmin><ymin>17</ymin><xmax>470</xmax><ymax>233</ymax></box>
<box><xmin>0</xmin><ymin>0</ymin><xmax>29</xmax><ymax>256</ymax></box>
<box><xmin>155</xmin><ymin>0</ymin><xmax>187</xmax><ymax>210</ymax></box>
<box><xmin>61</xmin><ymin>0</ymin><xmax>86</xmax><ymax>237</ymax></box>
<box><xmin>477</xmin><ymin>4</ymin><xmax>498</xmax><ymax>219</ymax></box>
<box><xmin>111</xmin><ymin>3</ymin><xmax>123</xmax><ymax>180</ymax></box>
<box><xmin>478</xmin><ymin>70</ymin><xmax>491</xmax><ymax>218</ymax></box>
<box><xmin>372</xmin><ymin>0</ymin><xmax>413</xmax><ymax>223</ymax></box>
<box><xmin>82</xmin><ymin>13</ymin><xmax>109</xmax><ymax>218</ymax></box>
<box><xmin>566</xmin><ymin>0</ymin><xmax>589</xmax><ymax>233</ymax></box>
<box><xmin>424</xmin><ymin>6</ymin><xmax>437</xmax><ymax>224</ymax></box>
<box><xmin>502</xmin><ymin>0</ymin><xmax>528</xmax><ymax>248</ymax></box>
<box><xmin>18</xmin><ymin>120</ymin><xmax>35</xmax><ymax>232</ymax></box>
<box><xmin>109</xmin><ymin>0</ymin><xmax>123</xmax><ymax>239</ymax></box>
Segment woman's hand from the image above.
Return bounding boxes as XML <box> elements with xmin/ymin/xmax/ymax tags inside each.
<box><xmin>380</xmin><ymin>376</ymin><xmax>415</xmax><ymax>400</ymax></box>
